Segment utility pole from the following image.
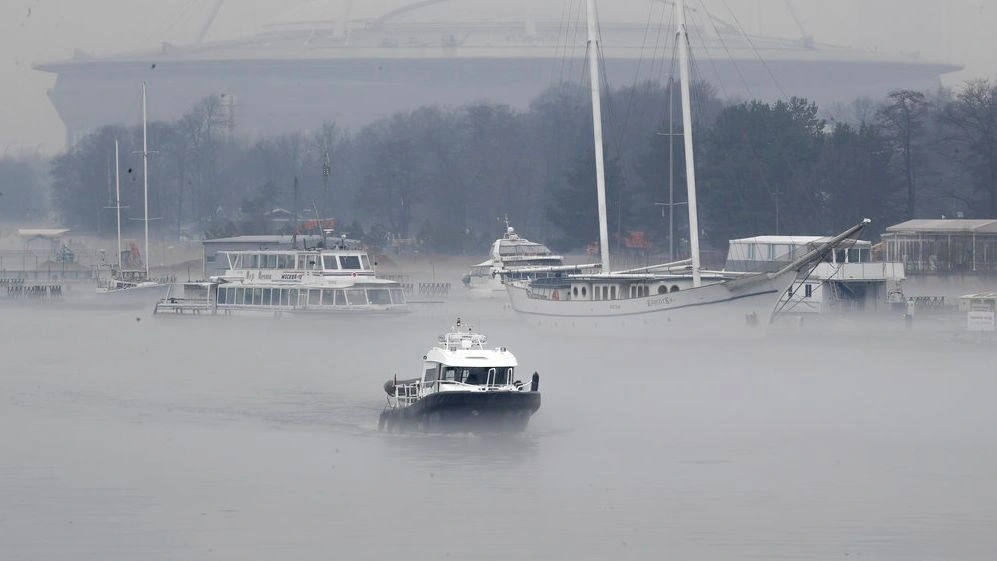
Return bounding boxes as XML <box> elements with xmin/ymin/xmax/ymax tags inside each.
<box><xmin>322</xmin><ymin>150</ymin><xmax>331</xmax><ymax>219</ymax></box>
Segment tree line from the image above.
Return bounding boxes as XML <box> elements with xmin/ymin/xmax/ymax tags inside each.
<box><xmin>28</xmin><ymin>78</ymin><xmax>997</xmax><ymax>254</ymax></box>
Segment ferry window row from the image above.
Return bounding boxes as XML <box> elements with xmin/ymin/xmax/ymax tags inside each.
<box><xmin>424</xmin><ymin>365</ymin><xmax>512</xmax><ymax>386</ymax></box>
<box><xmin>216</xmin><ymin>286</ymin><xmax>404</xmax><ymax>307</ymax></box>
<box><xmin>230</xmin><ymin>253</ymin><xmax>371</xmax><ymax>271</ymax></box>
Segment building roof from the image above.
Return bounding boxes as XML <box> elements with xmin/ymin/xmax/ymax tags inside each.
<box><xmin>730</xmin><ymin>235</ymin><xmax>870</xmax><ymax>246</ymax></box>
<box><xmin>17</xmin><ymin>228</ymin><xmax>70</xmax><ymax>239</ymax></box>
<box><xmin>203</xmin><ymin>235</ymin><xmax>323</xmax><ymax>244</ymax></box>
<box><xmin>885</xmin><ymin>219</ymin><xmax>997</xmax><ymax>234</ymax></box>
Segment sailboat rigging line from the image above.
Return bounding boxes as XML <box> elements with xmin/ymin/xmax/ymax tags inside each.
<box><xmin>568</xmin><ymin>0</ymin><xmax>588</xmax><ymax>86</ymax></box>
<box><xmin>689</xmin><ymin>9</ymin><xmax>732</xmax><ymax>100</ymax></box>
<box><xmin>718</xmin><ymin>0</ymin><xmax>788</xmax><ymax>99</ymax></box>
<box><xmin>549</xmin><ymin>0</ymin><xmax>571</xmax><ymax>86</ymax></box>
<box><xmin>696</xmin><ymin>0</ymin><xmax>754</xmax><ymax>99</ymax></box>
<box><xmin>619</xmin><ymin>0</ymin><xmax>663</xmax><ymax>138</ymax></box>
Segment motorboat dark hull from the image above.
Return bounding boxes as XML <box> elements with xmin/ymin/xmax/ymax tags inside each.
<box><xmin>378</xmin><ymin>391</ymin><xmax>541</xmax><ymax>434</ymax></box>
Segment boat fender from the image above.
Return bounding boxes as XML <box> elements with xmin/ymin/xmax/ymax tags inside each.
<box><xmin>551</xmin><ymin>290</ymin><xmax>560</xmax><ymax>301</ymax></box>
<box><xmin>531</xmin><ymin>372</ymin><xmax>540</xmax><ymax>392</ymax></box>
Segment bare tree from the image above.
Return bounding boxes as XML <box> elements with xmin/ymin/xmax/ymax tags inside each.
<box><xmin>940</xmin><ymin>80</ymin><xmax>997</xmax><ymax>217</ymax></box>
<box><xmin>878</xmin><ymin>90</ymin><xmax>927</xmax><ymax>219</ymax></box>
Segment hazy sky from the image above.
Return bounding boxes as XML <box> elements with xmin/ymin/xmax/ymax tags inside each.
<box><xmin>1</xmin><ymin>0</ymin><xmax>995</xmax><ymax>154</ymax></box>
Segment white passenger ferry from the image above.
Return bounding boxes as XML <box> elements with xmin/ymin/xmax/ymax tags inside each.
<box><xmin>155</xmin><ymin>243</ymin><xmax>408</xmax><ymax>315</ymax></box>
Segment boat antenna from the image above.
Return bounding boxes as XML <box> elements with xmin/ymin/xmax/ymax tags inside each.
<box><xmin>676</xmin><ymin>0</ymin><xmax>702</xmax><ymax>287</ymax></box>
<box><xmin>141</xmin><ymin>82</ymin><xmax>151</xmax><ymax>279</ymax></box>
<box><xmin>585</xmin><ymin>0</ymin><xmax>611</xmax><ymax>274</ymax></box>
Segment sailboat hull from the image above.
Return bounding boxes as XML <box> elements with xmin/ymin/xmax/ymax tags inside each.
<box><xmin>94</xmin><ymin>283</ymin><xmax>170</xmax><ymax>309</ymax></box>
<box><xmin>505</xmin><ymin>274</ymin><xmax>792</xmax><ymax>336</ymax></box>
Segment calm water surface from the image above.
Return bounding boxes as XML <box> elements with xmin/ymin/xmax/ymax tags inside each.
<box><xmin>2</xmin><ymin>301</ymin><xmax>996</xmax><ymax>560</ymax></box>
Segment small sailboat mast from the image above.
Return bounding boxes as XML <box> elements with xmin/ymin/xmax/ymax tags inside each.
<box><xmin>585</xmin><ymin>0</ymin><xmax>611</xmax><ymax>274</ymax></box>
<box><xmin>675</xmin><ymin>0</ymin><xmax>703</xmax><ymax>287</ymax></box>
<box><xmin>114</xmin><ymin>139</ymin><xmax>122</xmax><ymax>269</ymax></box>
<box><xmin>141</xmin><ymin>82</ymin><xmax>151</xmax><ymax>279</ymax></box>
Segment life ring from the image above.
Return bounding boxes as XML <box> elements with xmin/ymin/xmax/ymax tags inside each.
<box><xmin>351</xmin><ymin>272</ymin><xmax>357</xmax><ymax>278</ymax></box>
<box><xmin>551</xmin><ymin>290</ymin><xmax>560</xmax><ymax>301</ymax></box>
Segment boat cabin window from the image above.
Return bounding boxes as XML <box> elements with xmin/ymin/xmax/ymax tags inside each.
<box><xmin>277</xmin><ymin>255</ymin><xmax>293</xmax><ymax>269</ymax></box>
<box><xmin>322</xmin><ymin>289</ymin><xmax>336</xmax><ymax>305</ymax></box>
<box><xmin>448</xmin><ymin>367</ymin><xmax>510</xmax><ymax>386</ymax></box>
<box><xmin>361</xmin><ymin>255</ymin><xmax>371</xmax><ymax>270</ymax></box>
<box><xmin>297</xmin><ymin>255</ymin><xmax>319</xmax><ymax>270</ymax></box>
<box><xmin>424</xmin><ymin>366</ymin><xmax>439</xmax><ymax>382</ymax></box>
<box><xmin>308</xmin><ymin>289</ymin><xmax>321</xmax><ymax>306</ymax></box>
<box><xmin>334</xmin><ymin>290</ymin><xmax>347</xmax><ymax>306</ymax></box>
<box><xmin>367</xmin><ymin>289</ymin><xmax>391</xmax><ymax>305</ymax></box>
<box><xmin>323</xmin><ymin>256</ymin><xmax>340</xmax><ymax>270</ymax></box>
<box><xmin>345</xmin><ymin>289</ymin><xmax>367</xmax><ymax>305</ymax></box>
<box><xmin>340</xmin><ymin>255</ymin><xmax>362</xmax><ymax>270</ymax></box>
<box><xmin>389</xmin><ymin>289</ymin><xmax>405</xmax><ymax>305</ymax></box>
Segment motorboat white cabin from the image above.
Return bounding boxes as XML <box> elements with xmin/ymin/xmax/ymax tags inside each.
<box><xmin>379</xmin><ymin>320</ymin><xmax>541</xmax><ymax>433</ymax></box>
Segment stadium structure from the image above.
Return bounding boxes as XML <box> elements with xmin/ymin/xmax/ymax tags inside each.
<box><xmin>35</xmin><ymin>0</ymin><xmax>961</xmax><ymax>146</ymax></box>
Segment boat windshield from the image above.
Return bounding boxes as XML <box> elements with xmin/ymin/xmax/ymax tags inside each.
<box><xmin>440</xmin><ymin>366</ymin><xmax>512</xmax><ymax>386</ymax></box>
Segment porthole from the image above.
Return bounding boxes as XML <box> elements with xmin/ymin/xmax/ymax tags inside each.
<box><xmin>572</xmin><ymin>286</ymin><xmax>578</xmax><ymax>297</ymax></box>
<box><xmin>657</xmin><ymin>285</ymin><xmax>668</xmax><ymax>295</ymax></box>
<box><xmin>581</xmin><ymin>286</ymin><xmax>587</xmax><ymax>297</ymax></box>
<box><xmin>670</xmin><ymin>285</ymin><xmax>680</xmax><ymax>293</ymax></box>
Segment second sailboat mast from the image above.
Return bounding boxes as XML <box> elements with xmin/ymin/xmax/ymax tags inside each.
<box><xmin>585</xmin><ymin>0</ymin><xmax>611</xmax><ymax>274</ymax></box>
<box><xmin>676</xmin><ymin>0</ymin><xmax>703</xmax><ymax>287</ymax></box>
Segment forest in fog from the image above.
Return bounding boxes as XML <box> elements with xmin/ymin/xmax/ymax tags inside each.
<box><xmin>5</xmin><ymin>78</ymin><xmax>997</xmax><ymax>254</ymax></box>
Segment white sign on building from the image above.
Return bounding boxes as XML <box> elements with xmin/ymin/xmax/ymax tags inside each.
<box><xmin>967</xmin><ymin>303</ymin><xmax>996</xmax><ymax>332</ymax></box>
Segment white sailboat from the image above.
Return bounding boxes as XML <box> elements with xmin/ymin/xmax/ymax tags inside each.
<box><xmin>504</xmin><ymin>0</ymin><xmax>868</xmax><ymax>334</ymax></box>
<box><xmin>95</xmin><ymin>83</ymin><xmax>169</xmax><ymax>308</ymax></box>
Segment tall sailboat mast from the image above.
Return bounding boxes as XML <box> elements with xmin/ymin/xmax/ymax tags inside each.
<box><xmin>114</xmin><ymin>140</ymin><xmax>122</xmax><ymax>269</ymax></box>
<box><xmin>585</xmin><ymin>0</ymin><xmax>611</xmax><ymax>274</ymax></box>
<box><xmin>676</xmin><ymin>0</ymin><xmax>703</xmax><ymax>287</ymax></box>
<box><xmin>141</xmin><ymin>82</ymin><xmax>151</xmax><ymax>279</ymax></box>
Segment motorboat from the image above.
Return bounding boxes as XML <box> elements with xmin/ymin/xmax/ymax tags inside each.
<box><xmin>462</xmin><ymin>221</ymin><xmax>598</xmax><ymax>298</ymax></box>
<box><xmin>378</xmin><ymin>319</ymin><xmax>541</xmax><ymax>433</ymax></box>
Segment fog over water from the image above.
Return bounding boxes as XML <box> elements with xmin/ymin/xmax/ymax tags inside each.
<box><xmin>3</xmin><ymin>295</ymin><xmax>996</xmax><ymax>560</ymax></box>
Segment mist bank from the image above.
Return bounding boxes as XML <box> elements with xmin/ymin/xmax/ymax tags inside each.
<box><xmin>14</xmin><ymin>77</ymin><xmax>997</xmax><ymax>254</ymax></box>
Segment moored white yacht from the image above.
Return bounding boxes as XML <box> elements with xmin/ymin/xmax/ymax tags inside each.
<box><xmin>505</xmin><ymin>0</ymin><xmax>868</xmax><ymax>334</ymax></box>
<box><xmin>94</xmin><ymin>90</ymin><xmax>168</xmax><ymax>310</ymax></box>
<box><xmin>462</xmin><ymin>222</ymin><xmax>598</xmax><ymax>298</ymax></box>
<box><xmin>154</xmin><ymin>240</ymin><xmax>408</xmax><ymax>316</ymax></box>
<box><xmin>378</xmin><ymin>319</ymin><xmax>541</xmax><ymax>433</ymax></box>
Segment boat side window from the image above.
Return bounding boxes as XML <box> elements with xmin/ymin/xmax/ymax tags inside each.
<box><xmin>323</xmin><ymin>256</ymin><xmax>340</xmax><ymax>270</ymax></box>
<box><xmin>322</xmin><ymin>289</ymin><xmax>336</xmax><ymax>305</ymax></box>
<box><xmin>230</xmin><ymin>254</ymin><xmax>240</xmax><ymax>268</ymax></box>
<box><xmin>361</xmin><ymin>255</ymin><xmax>371</xmax><ymax>270</ymax></box>
<box><xmin>217</xmin><ymin>287</ymin><xmax>228</xmax><ymax>304</ymax></box>
<box><xmin>340</xmin><ymin>255</ymin><xmax>361</xmax><ymax>270</ymax></box>
<box><xmin>442</xmin><ymin>368</ymin><xmax>457</xmax><ymax>382</ymax></box>
<box><xmin>334</xmin><ymin>290</ymin><xmax>347</xmax><ymax>306</ymax></box>
<box><xmin>276</xmin><ymin>255</ymin><xmax>291</xmax><ymax>269</ymax></box>
<box><xmin>504</xmin><ymin>368</ymin><xmax>513</xmax><ymax>385</ymax></box>
<box><xmin>345</xmin><ymin>288</ymin><xmax>367</xmax><ymax>305</ymax></box>
<box><xmin>424</xmin><ymin>366</ymin><xmax>438</xmax><ymax>383</ymax></box>
<box><xmin>308</xmin><ymin>289</ymin><xmax>321</xmax><ymax>306</ymax></box>
<box><xmin>262</xmin><ymin>288</ymin><xmax>272</xmax><ymax>306</ymax></box>
<box><xmin>264</xmin><ymin>254</ymin><xmax>276</xmax><ymax>269</ymax></box>
<box><xmin>389</xmin><ymin>288</ymin><xmax>405</xmax><ymax>305</ymax></box>
<box><xmin>288</xmin><ymin>289</ymin><xmax>299</xmax><ymax>307</ymax></box>
<box><xmin>367</xmin><ymin>288</ymin><xmax>391</xmax><ymax>305</ymax></box>
<box><xmin>670</xmin><ymin>285</ymin><xmax>680</xmax><ymax>293</ymax></box>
